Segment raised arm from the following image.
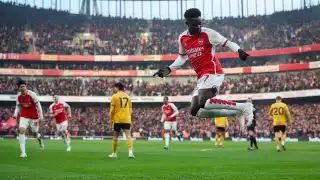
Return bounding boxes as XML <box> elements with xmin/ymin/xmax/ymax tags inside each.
<box><xmin>153</xmin><ymin>34</ymin><xmax>188</xmax><ymax>78</ymax></box>
<box><xmin>205</xmin><ymin>28</ymin><xmax>249</xmax><ymax>61</ymax></box>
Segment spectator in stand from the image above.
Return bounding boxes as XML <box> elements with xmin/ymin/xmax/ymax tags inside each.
<box><xmin>0</xmin><ymin>70</ymin><xmax>318</xmax><ymax>96</ymax></box>
<box><xmin>1</xmin><ymin>54</ymin><xmax>319</xmax><ymax>70</ymax></box>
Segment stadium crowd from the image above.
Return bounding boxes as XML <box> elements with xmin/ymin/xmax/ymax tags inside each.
<box><xmin>0</xmin><ymin>70</ymin><xmax>318</xmax><ymax>96</ymax></box>
<box><xmin>1</xmin><ymin>54</ymin><xmax>319</xmax><ymax>70</ymax></box>
<box><xmin>0</xmin><ymin>104</ymin><xmax>319</xmax><ymax>138</ymax></box>
<box><xmin>0</xmin><ymin>2</ymin><xmax>320</xmax><ymax>55</ymax></box>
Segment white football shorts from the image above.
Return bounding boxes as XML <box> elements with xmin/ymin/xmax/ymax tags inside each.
<box><xmin>164</xmin><ymin>121</ymin><xmax>177</xmax><ymax>131</ymax></box>
<box><xmin>56</xmin><ymin>121</ymin><xmax>68</xmax><ymax>132</ymax></box>
<box><xmin>192</xmin><ymin>74</ymin><xmax>225</xmax><ymax>97</ymax></box>
<box><xmin>19</xmin><ymin>117</ymin><xmax>39</xmax><ymax>132</ymax></box>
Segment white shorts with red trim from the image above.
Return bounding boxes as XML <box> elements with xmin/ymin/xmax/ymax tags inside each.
<box><xmin>192</xmin><ymin>74</ymin><xmax>225</xmax><ymax>97</ymax></box>
<box><xmin>164</xmin><ymin>121</ymin><xmax>177</xmax><ymax>131</ymax></box>
<box><xmin>56</xmin><ymin>121</ymin><xmax>68</xmax><ymax>132</ymax></box>
<box><xmin>19</xmin><ymin>117</ymin><xmax>39</xmax><ymax>132</ymax></box>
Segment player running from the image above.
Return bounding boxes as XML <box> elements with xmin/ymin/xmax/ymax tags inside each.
<box><xmin>161</xmin><ymin>96</ymin><xmax>179</xmax><ymax>150</ymax></box>
<box><xmin>109</xmin><ymin>82</ymin><xmax>135</xmax><ymax>158</ymax></box>
<box><xmin>214</xmin><ymin>117</ymin><xmax>228</xmax><ymax>148</ymax></box>
<box><xmin>49</xmin><ymin>95</ymin><xmax>72</xmax><ymax>152</ymax></box>
<box><xmin>13</xmin><ymin>79</ymin><xmax>44</xmax><ymax>158</ymax></box>
<box><xmin>268</xmin><ymin>96</ymin><xmax>292</xmax><ymax>152</ymax></box>
<box><xmin>153</xmin><ymin>8</ymin><xmax>253</xmax><ymax>127</ymax></box>
<box><xmin>247</xmin><ymin>98</ymin><xmax>258</xmax><ymax>150</ymax></box>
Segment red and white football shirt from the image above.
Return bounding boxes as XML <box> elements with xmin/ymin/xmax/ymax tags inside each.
<box><xmin>178</xmin><ymin>27</ymin><xmax>228</xmax><ymax>79</ymax></box>
<box><xmin>162</xmin><ymin>103</ymin><xmax>178</xmax><ymax>122</ymax></box>
<box><xmin>16</xmin><ymin>90</ymin><xmax>40</xmax><ymax>119</ymax></box>
<box><xmin>49</xmin><ymin>102</ymin><xmax>70</xmax><ymax>124</ymax></box>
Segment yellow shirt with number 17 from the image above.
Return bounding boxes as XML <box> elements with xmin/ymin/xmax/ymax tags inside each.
<box><xmin>109</xmin><ymin>91</ymin><xmax>132</xmax><ymax>124</ymax></box>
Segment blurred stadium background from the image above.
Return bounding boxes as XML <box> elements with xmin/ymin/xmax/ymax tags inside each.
<box><xmin>0</xmin><ymin>0</ymin><xmax>319</xmax><ymax>142</ymax></box>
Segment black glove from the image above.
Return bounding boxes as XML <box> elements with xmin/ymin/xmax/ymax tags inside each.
<box><xmin>238</xmin><ymin>49</ymin><xmax>249</xmax><ymax>61</ymax></box>
<box><xmin>153</xmin><ymin>67</ymin><xmax>172</xmax><ymax>78</ymax></box>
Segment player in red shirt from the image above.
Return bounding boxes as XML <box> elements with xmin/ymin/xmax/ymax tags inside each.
<box><xmin>160</xmin><ymin>96</ymin><xmax>179</xmax><ymax>150</ymax></box>
<box><xmin>49</xmin><ymin>95</ymin><xmax>72</xmax><ymax>152</ymax></box>
<box><xmin>153</xmin><ymin>8</ymin><xmax>253</xmax><ymax>127</ymax></box>
<box><xmin>13</xmin><ymin>79</ymin><xmax>44</xmax><ymax>158</ymax></box>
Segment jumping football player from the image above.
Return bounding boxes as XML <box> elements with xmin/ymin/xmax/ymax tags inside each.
<box><xmin>214</xmin><ymin>116</ymin><xmax>228</xmax><ymax>148</ymax></box>
<box><xmin>13</xmin><ymin>79</ymin><xmax>44</xmax><ymax>158</ymax></box>
<box><xmin>247</xmin><ymin>98</ymin><xmax>258</xmax><ymax>150</ymax></box>
<box><xmin>153</xmin><ymin>8</ymin><xmax>253</xmax><ymax>127</ymax></box>
<box><xmin>49</xmin><ymin>95</ymin><xmax>72</xmax><ymax>152</ymax></box>
<box><xmin>268</xmin><ymin>96</ymin><xmax>291</xmax><ymax>152</ymax></box>
<box><xmin>109</xmin><ymin>82</ymin><xmax>134</xmax><ymax>158</ymax></box>
<box><xmin>161</xmin><ymin>96</ymin><xmax>180</xmax><ymax>150</ymax></box>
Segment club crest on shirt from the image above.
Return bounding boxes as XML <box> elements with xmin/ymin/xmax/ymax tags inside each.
<box><xmin>198</xmin><ymin>38</ymin><xmax>204</xmax><ymax>45</ymax></box>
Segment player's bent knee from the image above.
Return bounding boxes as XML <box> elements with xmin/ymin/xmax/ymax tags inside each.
<box><xmin>19</xmin><ymin>128</ymin><xmax>26</xmax><ymax>134</ymax></box>
<box><xmin>198</xmin><ymin>88</ymin><xmax>218</xmax><ymax>107</ymax></box>
<box><xmin>190</xmin><ymin>107</ymin><xmax>199</xmax><ymax>116</ymax></box>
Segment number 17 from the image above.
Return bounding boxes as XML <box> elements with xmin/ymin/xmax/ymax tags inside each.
<box><xmin>120</xmin><ymin>97</ymin><xmax>128</xmax><ymax>108</ymax></box>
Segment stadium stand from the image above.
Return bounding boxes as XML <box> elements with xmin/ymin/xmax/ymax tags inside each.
<box><xmin>0</xmin><ymin>1</ymin><xmax>320</xmax><ymax>55</ymax></box>
<box><xmin>0</xmin><ymin>69</ymin><xmax>318</xmax><ymax>96</ymax></box>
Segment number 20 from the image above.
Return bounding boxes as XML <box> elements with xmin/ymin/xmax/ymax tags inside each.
<box><xmin>119</xmin><ymin>97</ymin><xmax>129</xmax><ymax>108</ymax></box>
<box><xmin>273</xmin><ymin>107</ymin><xmax>284</xmax><ymax>115</ymax></box>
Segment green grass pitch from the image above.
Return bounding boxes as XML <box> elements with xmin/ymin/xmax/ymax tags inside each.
<box><xmin>0</xmin><ymin>139</ymin><xmax>320</xmax><ymax>180</ymax></box>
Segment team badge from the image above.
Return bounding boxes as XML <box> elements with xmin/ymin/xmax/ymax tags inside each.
<box><xmin>198</xmin><ymin>38</ymin><xmax>204</xmax><ymax>45</ymax></box>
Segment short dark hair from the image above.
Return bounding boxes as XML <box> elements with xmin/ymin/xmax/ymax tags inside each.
<box><xmin>16</xmin><ymin>78</ymin><xmax>26</xmax><ymax>87</ymax></box>
<box><xmin>114</xmin><ymin>82</ymin><xmax>125</xmax><ymax>90</ymax></box>
<box><xmin>164</xmin><ymin>96</ymin><xmax>169</xmax><ymax>100</ymax></box>
<box><xmin>276</xmin><ymin>96</ymin><xmax>282</xmax><ymax>100</ymax></box>
<box><xmin>184</xmin><ymin>8</ymin><xmax>201</xmax><ymax>19</ymax></box>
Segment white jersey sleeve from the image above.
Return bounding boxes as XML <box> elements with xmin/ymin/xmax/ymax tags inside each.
<box><xmin>169</xmin><ymin>103</ymin><xmax>179</xmax><ymax>117</ymax></box>
<box><xmin>49</xmin><ymin>103</ymin><xmax>54</xmax><ymax>114</ymax></box>
<box><xmin>28</xmin><ymin>90</ymin><xmax>39</xmax><ymax>103</ymax></box>
<box><xmin>13</xmin><ymin>93</ymin><xmax>21</xmax><ymax>118</ymax></box>
<box><xmin>202</xmin><ymin>27</ymin><xmax>228</xmax><ymax>47</ymax></box>
<box><xmin>160</xmin><ymin>105</ymin><xmax>165</xmax><ymax>122</ymax></box>
<box><xmin>28</xmin><ymin>90</ymin><xmax>43</xmax><ymax>120</ymax></box>
<box><xmin>63</xmin><ymin>102</ymin><xmax>70</xmax><ymax>108</ymax></box>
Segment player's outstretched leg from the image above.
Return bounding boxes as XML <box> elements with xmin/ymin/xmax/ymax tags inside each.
<box><xmin>62</xmin><ymin>130</ymin><xmax>71</xmax><ymax>152</ymax></box>
<box><xmin>34</xmin><ymin>132</ymin><xmax>44</xmax><ymax>151</ymax></box>
<box><xmin>274</xmin><ymin>132</ymin><xmax>281</xmax><ymax>152</ymax></box>
<box><xmin>191</xmin><ymin>88</ymin><xmax>253</xmax><ymax>127</ymax></box>
<box><xmin>124</xmin><ymin>130</ymin><xmax>134</xmax><ymax>158</ymax></box>
<box><xmin>191</xmin><ymin>93</ymin><xmax>239</xmax><ymax>117</ymax></box>
<box><xmin>164</xmin><ymin>130</ymin><xmax>170</xmax><ymax>150</ymax></box>
<box><xmin>281</xmin><ymin>131</ymin><xmax>287</xmax><ymax>151</ymax></box>
<box><xmin>219</xmin><ymin>132</ymin><xmax>224</xmax><ymax>148</ymax></box>
<box><xmin>248</xmin><ymin>130</ymin><xmax>258</xmax><ymax>150</ymax></box>
<box><xmin>18</xmin><ymin>127</ymin><xmax>27</xmax><ymax>158</ymax></box>
<box><xmin>109</xmin><ymin>131</ymin><xmax>119</xmax><ymax>158</ymax></box>
<box><xmin>31</xmin><ymin>120</ymin><xmax>44</xmax><ymax>151</ymax></box>
<box><xmin>215</xmin><ymin>134</ymin><xmax>219</xmax><ymax>147</ymax></box>
<box><xmin>203</xmin><ymin>97</ymin><xmax>253</xmax><ymax>126</ymax></box>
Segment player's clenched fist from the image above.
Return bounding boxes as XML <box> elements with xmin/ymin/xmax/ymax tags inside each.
<box><xmin>238</xmin><ymin>49</ymin><xmax>250</xmax><ymax>61</ymax></box>
<box><xmin>153</xmin><ymin>67</ymin><xmax>172</xmax><ymax>78</ymax></box>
